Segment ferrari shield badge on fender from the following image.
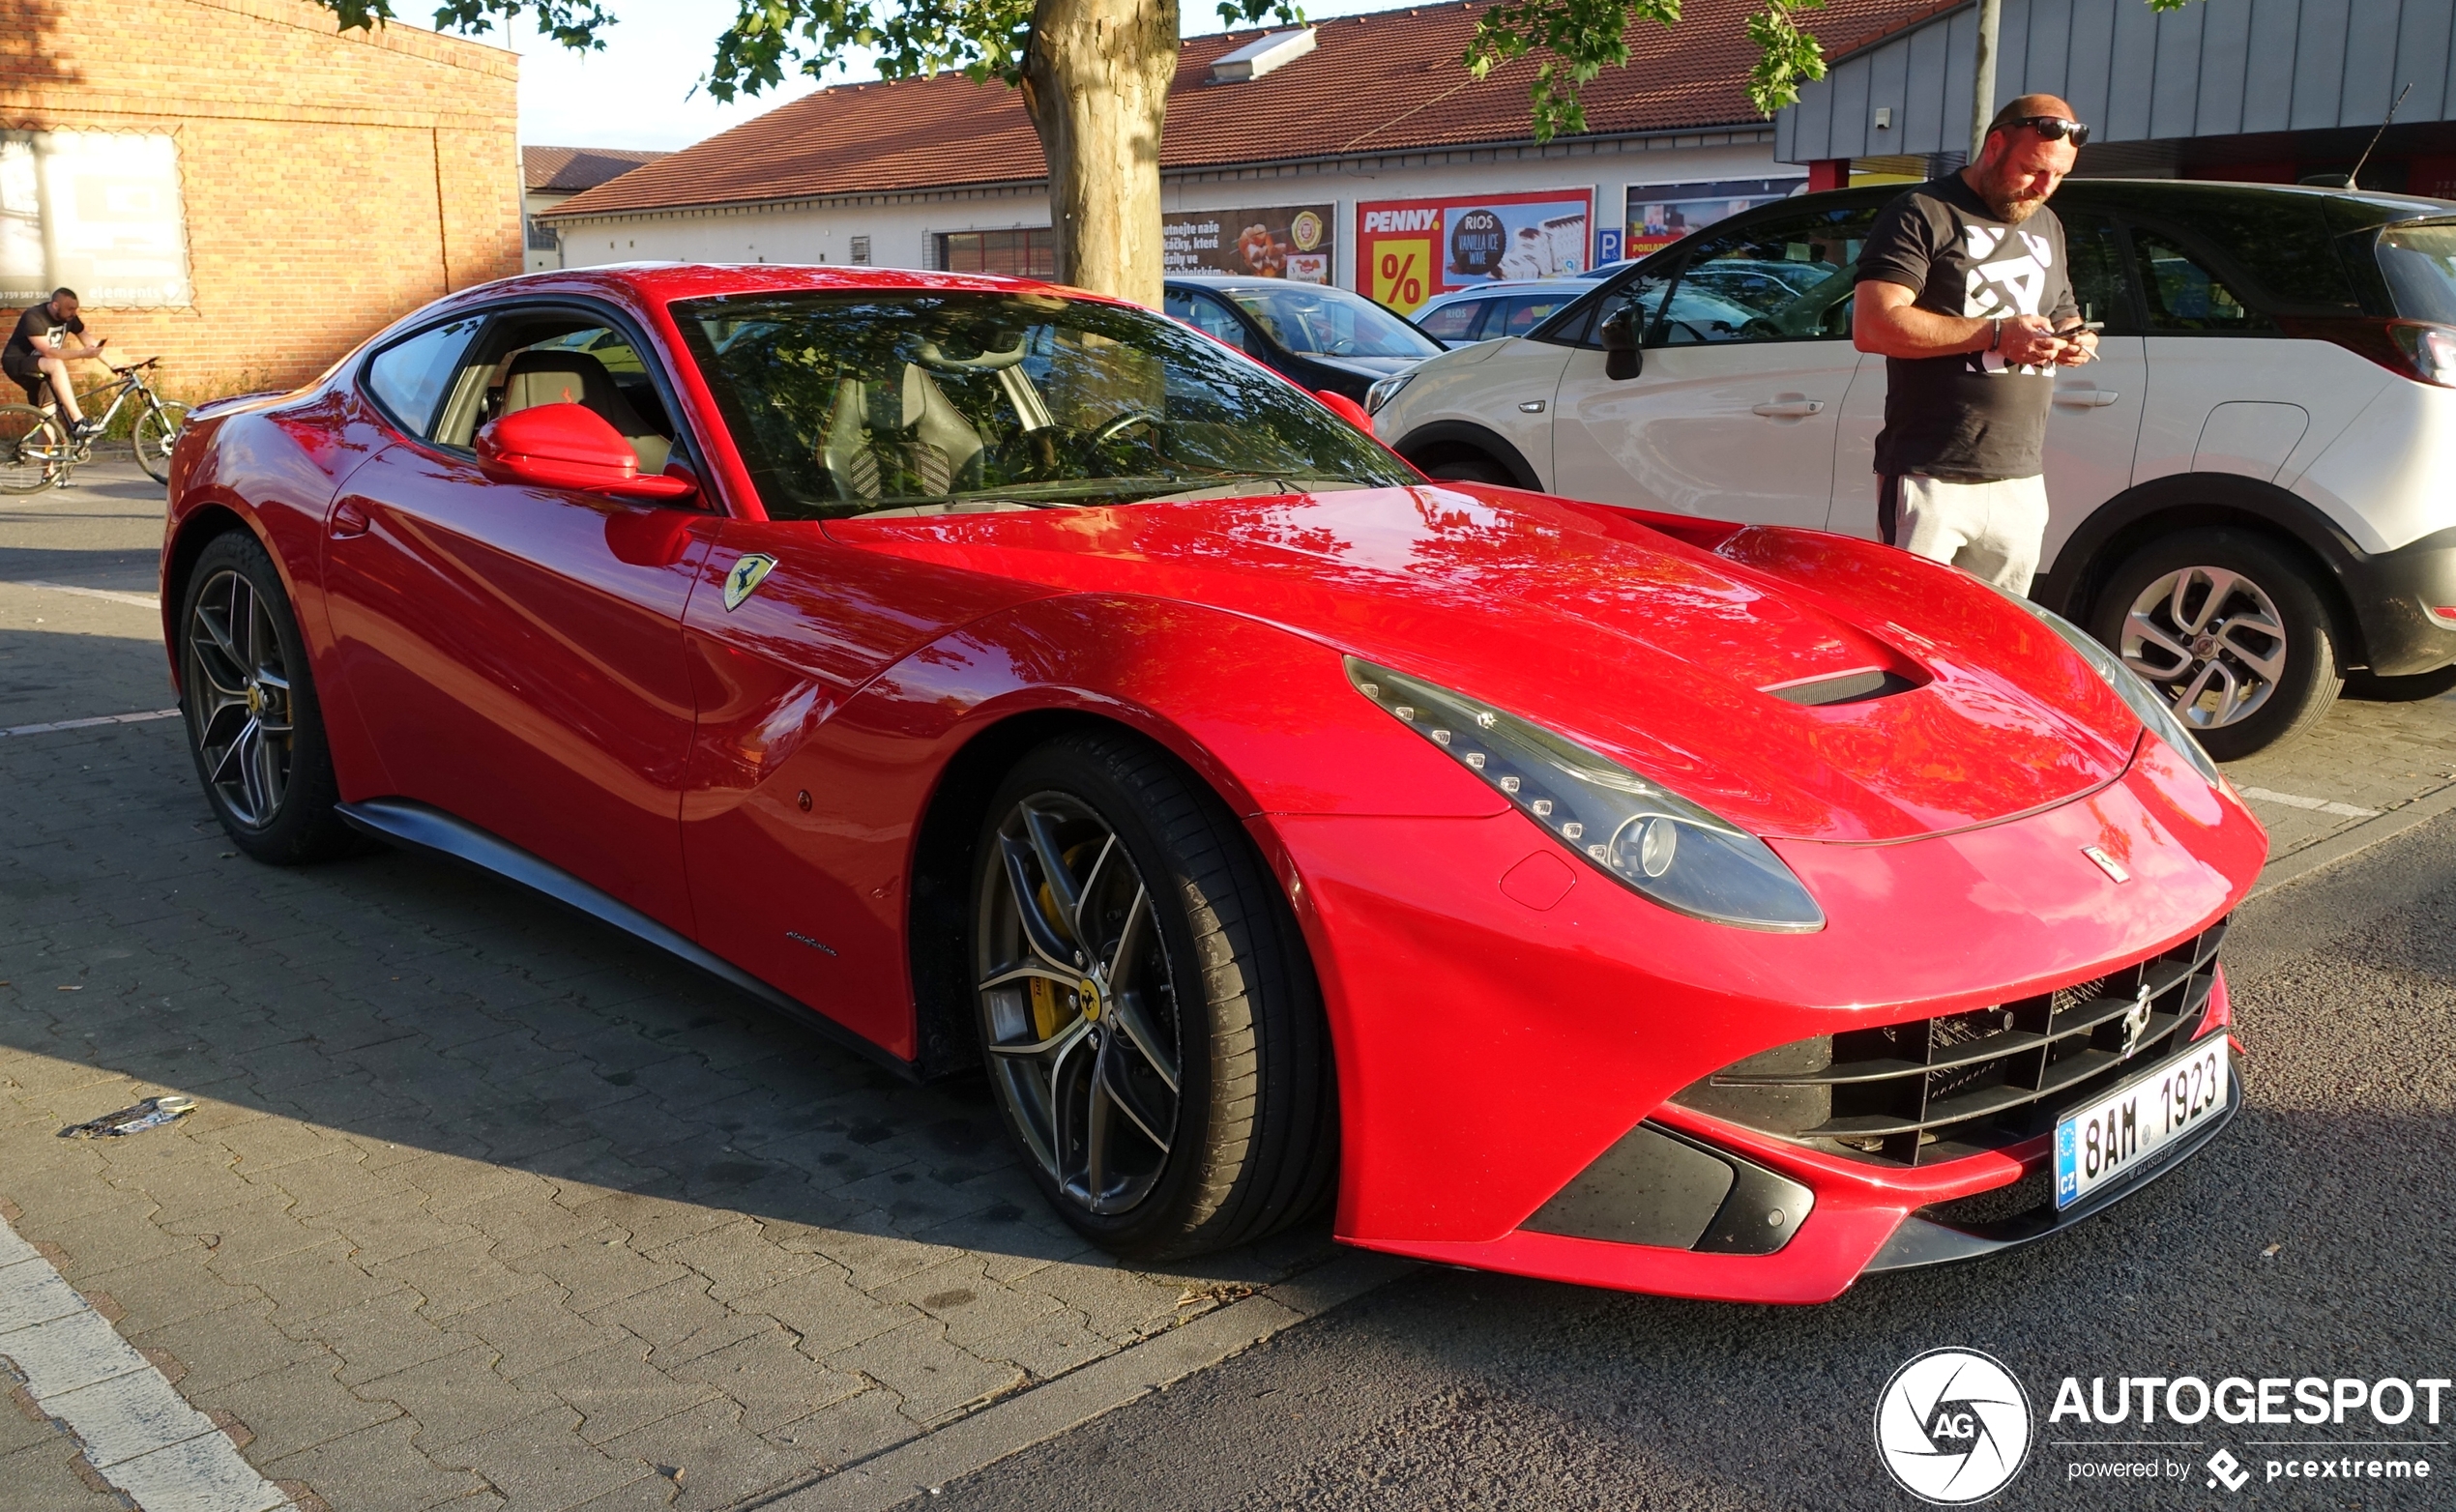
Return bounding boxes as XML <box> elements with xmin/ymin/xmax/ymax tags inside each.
<box><xmin>723</xmin><ymin>553</ymin><xmax>777</xmax><ymax>612</ymax></box>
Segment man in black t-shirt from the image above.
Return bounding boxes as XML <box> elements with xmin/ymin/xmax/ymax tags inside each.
<box><xmin>4</xmin><ymin>288</ymin><xmax>108</xmax><ymax>439</ymax></box>
<box><xmin>1853</xmin><ymin>95</ymin><xmax>2099</xmax><ymax>594</ymax></box>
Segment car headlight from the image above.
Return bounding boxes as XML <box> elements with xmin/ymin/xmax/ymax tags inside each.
<box><xmin>1363</xmin><ymin>372</ymin><xmax>1413</xmax><ymax>416</ymax></box>
<box><xmin>1992</xmin><ymin>590</ymin><xmax>2224</xmax><ymax>787</ymax></box>
<box><xmin>1346</xmin><ymin>657</ymin><xmax>1825</xmax><ymax>932</ymax></box>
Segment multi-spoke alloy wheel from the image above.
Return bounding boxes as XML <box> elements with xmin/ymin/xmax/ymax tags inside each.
<box><xmin>977</xmin><ymin>792</ymin><xmax>1182</xmax><ymax>1216</ymax></box>
<box><xmin>2091</xmin><ymin>528</ymin><xmax>2339</xmax><ymax>760</ymax></box>
<box><xmin>968</xmin><ymin>733</ymin><xmax>1336</xmax><ymax>1259</ymax></box>
<box><xmin>178</xmin><ymin>533</ymin><xmax>355</xmax><ymax>863</ymax></box>
<box><xmin>187</xmin><ymin>566</ymin><xmax>294</xmax><ymax>826</ymax></box>
<box><xmin>2120</xmin><ymin>566</ymin><xmax>2286</xmax><ymax>731</ymax></box>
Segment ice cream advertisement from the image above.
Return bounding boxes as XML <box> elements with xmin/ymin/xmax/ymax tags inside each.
<box><xmin>1623</xmin><ymin>178</ymin><xmax>1805</xmax><ymax>257</ymax></box>
<box><xmin>1353</xmin><ymin>189</ymin><xmax>1593</xmax><ymax>313</ymax></box>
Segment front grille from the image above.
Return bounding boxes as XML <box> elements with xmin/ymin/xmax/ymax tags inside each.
<box><xmin>1670</xmin><ymin>917</ymin><xmax>2227</xmax><ymax>1166</ymax></box>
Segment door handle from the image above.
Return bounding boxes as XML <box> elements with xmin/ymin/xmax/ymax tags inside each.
<box><xmin>330</xmin><ymin>500</ymin><xmax>370</xmax><ymax>538</ymax></box>
<box><xmin>1751</xmin><ymin>397</ymin><xmax>1825</xmax><ymax>418</ymax></box>
<box><xmin>2054</xmin><ymin>389</ymin><xmax>2121</xmax><ymax>407</ymax></box>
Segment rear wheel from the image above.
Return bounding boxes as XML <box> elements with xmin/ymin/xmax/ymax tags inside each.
<box><xmin>179</xmin><ymin>532</ymin><xmax>356</xmax><ymax>863</ymax></box>
<box><xmin>133</xmin><ymin>401</ymin><xmax>189</xmax><ymax>484</ymax></box>
<box><xmin>970</xmin><ymin>731</ymin><xmax>1335</xmax><ymax>1260</ymax></box>
<box><xmin>2089</xmin><ymin>528</ymin><xmax>2341</xmax><ymax>760</ymax></box>
<box><xmin>0</xmin><ymin>404</ymin><xmax>66</xmax><ymax>493</ymax></box>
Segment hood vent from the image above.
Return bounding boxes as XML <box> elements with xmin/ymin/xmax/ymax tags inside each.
<box><xmin>1210</xmin><ymin>28</ymin><xmax>1317</xmax><ymax>83</ymax></box>
<box><xmin>1762</xmin><ymin>668</ymin><xmax>1919</xmax><ymax>707</ymax></box>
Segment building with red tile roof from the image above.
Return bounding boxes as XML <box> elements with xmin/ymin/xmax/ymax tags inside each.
<box><xmin>541</xmin><ymin>0</ymin><xmax>1942</xmax><ymax>307</ymax></box>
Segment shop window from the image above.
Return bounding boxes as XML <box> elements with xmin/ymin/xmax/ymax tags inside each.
<box><xmin>940</xmin><ymin>228</ymin><xmax>1057</xmax><ymax>277</ymax></box>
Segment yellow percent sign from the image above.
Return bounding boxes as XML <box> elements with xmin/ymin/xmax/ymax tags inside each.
<box><xmin>1372</xmin><ymin>240</ymin><xmax>1431</xmax><ymax>312</ymax></box>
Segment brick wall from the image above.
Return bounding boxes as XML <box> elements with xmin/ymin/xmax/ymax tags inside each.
<box><xmin>0</xmin><ymin>0</ymin><xmax>519</xmax><ymax>402</ymax></box>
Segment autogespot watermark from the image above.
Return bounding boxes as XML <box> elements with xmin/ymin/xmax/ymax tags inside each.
<box><xmin>1876</xmin><ymin>1353</ymin><xmax>2450</xmax><ymax>1501</ymax></box>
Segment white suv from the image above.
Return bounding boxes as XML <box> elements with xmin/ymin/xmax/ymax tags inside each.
<box><xmin>1369</xmin><ymin>181</ymin><xmax>2456</xmax><ymax>757</ymax></box>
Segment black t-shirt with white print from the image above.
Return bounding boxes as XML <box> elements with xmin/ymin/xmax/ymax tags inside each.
<box><xmin>1855</xmin><ymin>174</ymin><xmax>2078</xmax><ymax>480</ymax></box>
<box><xmin>4</xmin><ymin>303</ymin><xmax>83</xmax><ymax>373</ymax></box>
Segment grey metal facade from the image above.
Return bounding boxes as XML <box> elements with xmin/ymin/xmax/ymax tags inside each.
<box><xmin>1775</xmin><ymin>0</ymin><xmax>2456</xmax><ymax>162</ymax></box>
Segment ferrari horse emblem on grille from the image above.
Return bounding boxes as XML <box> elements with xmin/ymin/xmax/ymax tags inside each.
<box><xmin>722</xmin><ymin>553</ymin><xmax>777</xmax><ymax>612</ymax></box>
<box><xmin>2120</xmin><ymin>982</ymin><xmax>2155</xmax><ymax>1058</ymax></box>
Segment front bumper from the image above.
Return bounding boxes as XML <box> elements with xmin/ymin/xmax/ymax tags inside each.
<box><xmin>1260</xmin><ymin>734</ymin><xmax>2266</xmax><ymax>1304</ymax></box>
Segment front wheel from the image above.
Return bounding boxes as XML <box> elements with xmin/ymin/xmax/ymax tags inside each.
<box><xmin>0</xmin><ymin>404</ymin><xmax>67</xmax><ymax>494</ymax></box>
<box><xmin>134</xmin><ymin>400</ymin><xmax>189</xmax><ymax>484</ymax></box>
<box><xmin>179</xmin><ymin>532</ymin><xmax>357</xmax><ymax>863</ymax></box>
<box><xmin>2088</xmin><ymin>528</ymin><xmax>2341</xmax><ymax>760</ymax></box>
<box><xmin>970</xmin><ymin>731</ymin><xmax>1335</xmax><ymax>1260</ymax></box>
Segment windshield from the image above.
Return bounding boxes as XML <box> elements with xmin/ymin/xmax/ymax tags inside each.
<box><xmin>2377</xmin><ymin>222</ymin><xmax>2456</xmax><ymax>324</ymax></box>
<box><xmin>672</xmin><ymin>290</ymin><xmax>1418</xmax><ymax>521</ymax></box>
<box><xmin>1219</xmin><ymin>286</ymin><xmax>1443</xmax><ymax>360</ymax></box>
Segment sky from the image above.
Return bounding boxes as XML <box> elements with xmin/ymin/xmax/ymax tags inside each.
<box><xmin>506</xmin><ymin>0</ymin><xmax>1401</xmax><ymax>151</ymax></box>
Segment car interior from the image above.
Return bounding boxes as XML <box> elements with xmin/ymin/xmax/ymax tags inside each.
<box><xmin>429</xmin><ymin>313</ymin><xmax>684</xmax><ymax>474</ymax></box>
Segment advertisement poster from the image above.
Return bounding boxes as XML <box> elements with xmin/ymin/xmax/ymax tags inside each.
<box><xmin>1354</xmin><ymin>189</ymin><xmax>1593</xmax><ymax>314</ymax></box>
<box><xmin>1623</xmin><ymin>178</ymin><xmax>1804</xmax><ymax>258</ymax></box>
<box><xmin>1161</xmin><ymin>204</ymin><xmax>1334</xmax><ymax>283</ymax></box>
<box><xmin>0</xmin><ymin>131</ymin><xmax>192</xmax><ymax>307</ymax></box>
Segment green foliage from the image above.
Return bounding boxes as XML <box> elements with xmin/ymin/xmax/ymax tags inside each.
<box><xmin>308</xmin><ymin>0</ymin><xmax>1300</xmax><ymax>101</ymax></box>
<box><xmin>1466</xmin><ymin>0</ymin><xmax>1826</xmax><ymax>139</ymax></box>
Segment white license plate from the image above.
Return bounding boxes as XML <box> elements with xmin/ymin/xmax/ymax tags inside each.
<box><xmin>2055</xmin><ymin>1035</ymin><xmax>2230</xmax><ymax>1210</ymax></box>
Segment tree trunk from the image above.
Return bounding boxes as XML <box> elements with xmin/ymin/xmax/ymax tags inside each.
<box><xmin>1020</xmin><ymin>0</ymin><xmax>1179</xmax><ymax>306</ymax></box>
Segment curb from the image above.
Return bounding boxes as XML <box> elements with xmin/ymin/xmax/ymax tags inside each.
<box><xmin>745</xmin><ymin>1250</ymin><xmax>1417</xmax><ymax>1510</ymax></box>
<box><xmin>2246</xmin><ymin>779</ymin><xmax>2456</xmax><ymax>900</ymax></box>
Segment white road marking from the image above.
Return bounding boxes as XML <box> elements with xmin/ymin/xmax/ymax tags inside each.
<box><xmin>2237</xmin><ymin>785</ymin><xmax>2381</xmax><ymax>819</ymax></box>
<box><xmin>0</xmin><ymin>709</ymin><xmax>181</xmax><ymax>739</ymax></box>
<box><xmin>4</xmin><ymin>578</ymin><xmax>161</xmax><ymax>609</ymax></box>
<box><xmin>0</xmin><ymin>1213</ymin><xmax>290</xmax><ymax>1512</ymax></box>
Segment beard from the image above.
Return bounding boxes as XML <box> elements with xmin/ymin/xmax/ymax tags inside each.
<box><xmin>1973</xmin><ymin>165</ymin><xmax>2050</xmax><ymax>223</ymax></box>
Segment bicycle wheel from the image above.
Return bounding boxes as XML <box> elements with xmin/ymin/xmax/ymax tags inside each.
<box><xmin>133</xmin><ymin>400</ymin><xmax>190</xmax><ymax>484</ymax></box>
<box><xmin>0</xmin><ymin>404</ymin><xmax>68</xmax><ymax>494</ymax></box>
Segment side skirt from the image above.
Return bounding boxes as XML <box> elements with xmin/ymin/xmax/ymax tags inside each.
<box><xmin>336</xmin><ymin>797</ymin><xmax>922</xmax><ymax>1085</ymax></box>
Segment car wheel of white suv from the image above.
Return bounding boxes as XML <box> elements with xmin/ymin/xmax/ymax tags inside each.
<box><xmin>2090</xmin><ymin>528</ymin><xmax>2342</xmax><ymax>761</ymax></box>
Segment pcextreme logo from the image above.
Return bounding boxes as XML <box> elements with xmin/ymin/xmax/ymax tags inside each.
<box><xmin>1875</xmin><ymin>1349</ymin><xmax>2034</xmax><ymax>1503</ymax></box>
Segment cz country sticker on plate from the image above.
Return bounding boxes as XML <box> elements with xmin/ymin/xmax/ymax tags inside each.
<box><xmin>2055</xmin><ymin>1035</ymin><xmax>2229</xmax><ymax>1210</ymax></box>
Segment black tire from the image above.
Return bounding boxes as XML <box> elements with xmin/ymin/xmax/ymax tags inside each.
<box><xmin>134</xmin><ymin>401</ymin><xmax>189</xmax><ymax>484</ymax></box>
<box><xmin>0</xmin><ymin>403</ymin><xmax>66</xmax><ymax>494</ymax></box>
<box><xmin>1418</xmin><ymin>452</ymin><xmax>1514</xmax><ymax>486</ymax></box>
<box><xmin>2343</xmin><ymin>664</ymin><xmax>2456</xmax><ymax>703</ymax></box>
<box><xmin>177</xmin><ymin>531</ymin><xmax>357</xmax><ymax>863</ymax></box>
<box><xmin>969</xmin><ymin>730</ymin><xmax>1335</xmax><ymax>1260</ymax></box>
<box><xmin>2087</xmin><ymin>528</ymin><xmax>2341</xmax><ymax>761</ymax></box>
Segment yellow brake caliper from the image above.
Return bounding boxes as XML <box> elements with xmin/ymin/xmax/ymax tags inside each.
<box><xmin>1027</xmin><ymin>840</ymin><xmax>1098</xmax><ymax>1039</ymax></box>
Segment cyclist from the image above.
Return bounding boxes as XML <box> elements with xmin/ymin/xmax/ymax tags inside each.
<box><xmin>5</xmin><ymin>288</ymin><xmax>108</xmax><ymax>440</ymax></box>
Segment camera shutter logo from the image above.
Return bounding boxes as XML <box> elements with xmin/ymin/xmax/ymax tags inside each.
<box><xmin>1874</xmin><ymin>1349</ymin><xmax>2032</xmax><ymax>1503</ymax></box>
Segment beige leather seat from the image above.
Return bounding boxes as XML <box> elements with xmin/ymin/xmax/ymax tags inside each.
<box><xmin>500</xmin><ymin>350</ymin><xmax>671</xmax><ymax>475</ymax></box>
<box><xmin>816</xmin><ymin>363</ymin><xmax>984</xmax><ymax>501</ymax></box>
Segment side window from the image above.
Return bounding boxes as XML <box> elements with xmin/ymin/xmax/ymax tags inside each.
<box><xmin>2132</xmin><ymin>229</ymin><xmax>2279</xmax><ymax>334</ymax></box>
<box><xmin>1564</xmin><ymin>270</ymin><xmax>1674</xmax><ymax>349</ymax></box>
<box><xmin>2061</xmin><ymin>213</ymin><xmax>2137</xmax><ymax>333</ymax></box>
<box><xmin>1416</xmin><ymin>299</ymin><xmax>1488</xmax><ymax>344</ymax></box>
<box><xmin>1499</xmin><ymin>294</ymin><xmax>1571</xmax><ymax>336</ymax></box>
<box><xmin>428</xmin><ymin>310</ymin><xmax>684</xmax><ymax>476</ymax></box>
<box><xmin>363</xmin><ymin>318</ymin><xmax>482</xmax><ymax>439</ymax></box>
<box><xmin>1653</xmin><ymin>204</ymin><xmax>1882</xmax><ymax>345</ymax></box>
<box><xmin>1164</xmin><ymin>290</ymin><xmax>1247</xmax><ymax>351</ymax></box>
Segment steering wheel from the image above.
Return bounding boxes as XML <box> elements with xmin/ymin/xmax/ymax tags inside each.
<box><xmin>1090</xmin><ymin>410</ymin><xmax>1164</xmax><ymax>447</ymax></box>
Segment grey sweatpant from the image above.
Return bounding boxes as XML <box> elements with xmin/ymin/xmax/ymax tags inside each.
<box><xmin>1883</xmin><ymin>473</ymin><xmax>2051</xmax><ymax>595</ymax></box>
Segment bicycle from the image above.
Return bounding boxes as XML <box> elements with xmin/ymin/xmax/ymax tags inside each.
<box><xmin>0</xmin><ymin>357</ymin><xmax>190</xmax><ymax>493</ymax></box>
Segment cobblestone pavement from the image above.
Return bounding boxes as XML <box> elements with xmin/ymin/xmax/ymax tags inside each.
<box><xmin>3</xmin><ymin>465</ymin><xmax>2452</xmax><ymax>1510</ymax></box>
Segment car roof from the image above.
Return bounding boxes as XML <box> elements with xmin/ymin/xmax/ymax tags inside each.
<box><xmin>1165</xmin><ymin>275</ymin><xmax>1376</xmax><ymax>298</ymax></box>
<box><xmin>427</xmin><ymin>263</ymin><xmax>1101</xmax><ymax>316</ymax></box>
<box><xmin>1419</xmin><ymin>280</ymin><xmax>1593</xmax><ymax>302</ymax></box>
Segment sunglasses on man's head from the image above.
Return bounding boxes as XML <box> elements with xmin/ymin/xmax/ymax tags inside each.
<box><xmin>2005</xmin><ymin>115</ymin><xmax>2091</xmax><ymax>146</ymax></box>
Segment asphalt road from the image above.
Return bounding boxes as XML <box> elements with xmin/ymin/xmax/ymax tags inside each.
<box><xmin>918</xmin><ymin>813</ymin><xmax>2456</xmax><ymax>1511</ymax></box>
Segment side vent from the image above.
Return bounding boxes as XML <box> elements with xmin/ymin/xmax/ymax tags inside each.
<box><xmin>1762</xmin><ymin>668</ymin><xmax>1919</xmax><ymax>707</ymax></box>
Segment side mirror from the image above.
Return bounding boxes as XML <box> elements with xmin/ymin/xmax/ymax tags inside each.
<box><xmin>476</xmin><ymin>403</ymin><xmax>696</xmax><ymax>504</ymax></box>
<box><xmin>1315</xmin><ymin>390</ymin><xmax>1375</xmax><ymax>432</ymax></box>
<box><xmin>1598</xmin><ymin>305</ymin><xmax>1644</xmax><ymax>382</ymax></box>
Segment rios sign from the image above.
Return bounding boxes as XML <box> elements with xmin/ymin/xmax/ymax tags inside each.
<box><xmin>1355</xmin><ymin>189</ymin><xmax>1593</xmax><ymax>313</ymax></box>
<box><xmin>1161</xmin><ymin>205</ymin><xmax>1333</xmax><ymax>283</ymax></box>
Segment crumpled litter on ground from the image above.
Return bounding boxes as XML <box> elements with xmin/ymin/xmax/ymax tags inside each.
<box><xmin>58</xmin><ymin>1094</ymin><xmax>196</xmax><ymax>1139</ymax></box>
